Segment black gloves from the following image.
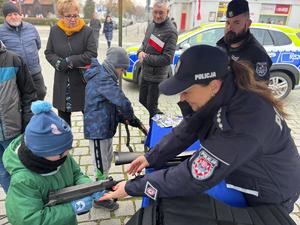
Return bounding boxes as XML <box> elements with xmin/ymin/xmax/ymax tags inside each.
<box><xmin>55</xmin><ymin>58</ymin><xmax>73</xmax><ymax>72</ymax></box>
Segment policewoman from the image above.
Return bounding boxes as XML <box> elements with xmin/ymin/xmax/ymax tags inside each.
<box><xmin>100</xmin><ymin>45</ymin><xmax>300</xmax><ymax>215</ymax></box>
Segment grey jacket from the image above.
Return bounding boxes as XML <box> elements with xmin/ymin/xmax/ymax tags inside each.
<box><xmin>0</xmin><ymin>41</ymin><xmax>37</xmax><ymax>141</ymax></box>
<box><xmin>138</xmin><ymin>18</ymin><xmax>178</xmax><ymax>82</ymax></box>
<box><xmin>0</xmin><ymin>21</ymin><xmax>42</xmax><ymax>75</ymax></box>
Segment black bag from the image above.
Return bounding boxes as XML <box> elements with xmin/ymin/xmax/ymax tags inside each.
<box><xmin>126</xmin><ymin>194</ymin><xmax>297</xmax><ymax>225</ymax></box>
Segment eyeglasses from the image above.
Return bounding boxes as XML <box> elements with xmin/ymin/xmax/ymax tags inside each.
<box><xmin>64</xmin><ymin>14</ymin><xmax>79</xmax><ymax>19</ymax></box>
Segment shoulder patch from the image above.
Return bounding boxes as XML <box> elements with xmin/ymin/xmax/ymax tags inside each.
<box><xmin>144</xmin><ymin>181</ymin><xmax>158</xmax><ymax>200</ymax></box>
<box><xmin>256</xmin><ymin>62</ymin><xmax>268</xmax><ymax>77</ymax></box>
<box><xmin>191</xmin><ymin>150</ymin><xmax>219</xmax><ymax>181</ymax></box>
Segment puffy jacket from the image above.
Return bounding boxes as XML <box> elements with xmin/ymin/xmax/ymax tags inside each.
<box><xmin>138</xmin><ymin>18</ymin><xmax>178</xmax><ymax>82</ymax></box>
<box><xmin>84</xmin><ymin>58</ymin><xmax>134</xmax><ymax>140</ymax></box>
<box><xmin>0</xmin><ymin>41</ymin><xmax>36</xmax><ymax>141</ymax></box>
<box><xmin>3</xmin><ymin>135</ymin><xmax>92</xmax><ymax>225</ymax></box>
<box><xmin>0</xmin><ymin>21</ymin><xmax>42</xmax><ymax>75</ymax></box>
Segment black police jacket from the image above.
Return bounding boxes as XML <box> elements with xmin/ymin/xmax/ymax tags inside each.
<box><xmin>125</xmin><ymin>73</ymin><xmax>300</xmax><ymax>211</ymax></box>
<box><xmin>217</xmin><ymin>32</ymin><xmax>272</xmax><ymax>81</ymax></box>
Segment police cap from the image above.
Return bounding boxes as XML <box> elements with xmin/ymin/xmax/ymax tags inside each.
<box><xmin>159</xmin><ymin>45</ymin><xmax>229</xmax><ymax>96</ymax></box>
<box><xmin>226</xmin><ymin>0</ymin><xmax>249</xmax><ymax>18</ymax></box>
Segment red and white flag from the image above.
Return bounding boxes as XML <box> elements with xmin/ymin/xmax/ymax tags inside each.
<box><xmin>148</xmin><ymin>34</ymin><xmax>165</xmax><ymax>53</ymax></box>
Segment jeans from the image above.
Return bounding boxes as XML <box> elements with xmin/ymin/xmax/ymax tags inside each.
<box><xmin>139</xmin><ymin>78</ymin><xmax>162</xmax><ymax>118</ymax></box>
<box><xmin>0</xmin><ymin>138</ymin><xmax>14</xmax><ymax>193</ymax></box>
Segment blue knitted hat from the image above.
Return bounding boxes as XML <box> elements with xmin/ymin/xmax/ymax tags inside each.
<box><xmin>25</xmin><ymin>101</ymin><xmax>73</xmax><ymax>157</ymax></box>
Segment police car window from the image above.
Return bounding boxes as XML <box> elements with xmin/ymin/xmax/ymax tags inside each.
<box><xmin>269</xmin><ymin>30</ymin><xmax>292</xmax><ymax>46</ymax></box>
<box><xmin>250</xmin><ymin>28</ymin><xmax>273</xmax><ymax>46</ymax></box>
<box><xmin>188</xmin><ymin>28</ymin><xmax>224</xmax><ymax>46</ymax></box>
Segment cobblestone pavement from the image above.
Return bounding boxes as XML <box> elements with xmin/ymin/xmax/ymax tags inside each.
<box><xmin>1</xmin><ymin>83</ymin><xmax>299</xmax><ymax>225</ymax></box>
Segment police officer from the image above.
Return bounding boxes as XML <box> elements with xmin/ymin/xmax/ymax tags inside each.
<box><xmin>217</xmin><ymin>0</ymin><xmax>272</xmax><ymax>81</ymax></box>
<box><xmin>100</xmin><ymin>45</ymin><xmax>300</xmax><ymax>217</ymax></box>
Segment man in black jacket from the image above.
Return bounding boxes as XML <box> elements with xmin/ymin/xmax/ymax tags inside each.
<box><xmin>0</xmin><ymin>40</ymin><xmax>37</xmax><ymax>192</ymax></box>
<box><xmin>138</xmin><ymin>0</ymin><xmax>178</xmax><ymax>119</ymax></box>
<box><xmin>217</xmin><ymin>0</ymin><xmax>272</xmax><ymax>82</ymax></box>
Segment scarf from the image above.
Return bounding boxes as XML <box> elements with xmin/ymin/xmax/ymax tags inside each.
<box><xmin>57</xmin><ymin>19</ymin><xmax>85</xmax><ymax>36</ymax></box>
<box><xmin>18</xmin><ymin>140</ymin><xmax>67</xmax><ymax>175</ymax></box>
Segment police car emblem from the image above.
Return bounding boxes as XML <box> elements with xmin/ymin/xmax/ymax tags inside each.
<box><xmin>191</xmin><ymin>150</ymin><xmax>218</xmax><ymax>180</ymax></box>
<box><xmin>256</xmin><ymin>62</ymin><xmax>268</xmax><ymax>77</ymax></box>
<box><xmin>144</xmin><ymin>181</ymin><xmax>158</xmax><ymax>200</ymax></box>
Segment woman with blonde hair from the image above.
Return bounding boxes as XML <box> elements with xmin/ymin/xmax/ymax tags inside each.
<box><xmin>45</xmin><ymin>0</ymin><xmax>97</xmax><ymax>126</ymax></box>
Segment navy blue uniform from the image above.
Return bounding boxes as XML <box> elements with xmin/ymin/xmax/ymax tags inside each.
<box><xmin>217</xmin><ymin>33</ymin><xmax>272</xmax><ymax>81</ymax></box>
<box><xmin>125</xmin><ymin>73</ymin><xmax>300</xmax><ymax>213</ymax></box>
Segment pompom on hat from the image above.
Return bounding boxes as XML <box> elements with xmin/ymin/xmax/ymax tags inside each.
<box><xmin>25</xmin><ymin>101</ymin><xmax>73</xmax><ymax>157</ymax></box>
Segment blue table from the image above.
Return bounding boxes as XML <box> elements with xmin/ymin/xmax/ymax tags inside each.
<box><xmin>142</xmin><ymin>119</ymin><xmax>247</xmax><ymax>208</ymax></box>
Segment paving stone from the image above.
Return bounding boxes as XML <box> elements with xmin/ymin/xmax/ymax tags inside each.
<box><xmin>80</xmin><ymin>139</ymin><xmax>90</xmax><ymax>147</ymax></box>
<box><xmin>80</xmin><ymin>156</ymin><xmax>93</xmax><ymax>165</ymax></box>
<box><xmin>73</xmin><ymin>132</ymin><xmax>85</xmax><ymax>140</ymax></box>
<box><xmin>90</xmin><ymin>207</ymin><xmax>111</xmax><ymax>220</ymax></box>
<box><xmin>110</xmin><ymin>165</ymin><xmax>123</xmax><ymax>173</ymax></box>
<box><xmin>290</xmin><ymin>213</ymin><xmax>300</xmax><ymax>225</ymax></box>
<box><xmin>0</xmin><ymin>189</ymin><xmax>5</xmax><ymax>201</ymax></box>
<box><xmin>109</xmin><ymin>173</ymin><xmax>125</xmax><ymax>181</ymax></box>
<box><xmin>78</xmin><ymin>222</ymin><xmax>98</xmax><ymax>225</ymax></box>
<box><xmin>73</xmin><ymin>147</ymin><xmax>90</xmax><ymax>156</ymax></box>
<box><xmin>134</xmin><ymin>199</ymin><xmax>143</xmax><ymax>210</ymax></box>
<box><xmin>114</xmin><ymin>201</ymin><xmax>135</xmax><ymax>217</ymax></box>
<box><xmin>0</xmin><ymin>201</ymin><xmax>6</xmax><ymax>215</ymax></box>
<box><xmin>77</xmin><ymin>212</ymin><xmax>90</xmax><ymax>222</ymax></box>
<box><xmin>99</xmin><ymin>219</ymin><xmax>122</xmax><ymax>225</ymax></box>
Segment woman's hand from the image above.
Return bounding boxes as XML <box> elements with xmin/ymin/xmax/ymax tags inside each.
<box><xmin>127</xmin><ymin>155</ymin><xmax>149</xmax><ymax>176</ymax></box>
<box><xmin>99</xmin><ymin>181</ymin><xmax>128</xmax><ymax>201</ymax></box>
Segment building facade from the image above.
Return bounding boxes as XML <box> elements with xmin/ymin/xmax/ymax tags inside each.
<box><xmin>169</xmin><ymin>0</ymin><xmax>300</xmax><ymax>32</ymax></box>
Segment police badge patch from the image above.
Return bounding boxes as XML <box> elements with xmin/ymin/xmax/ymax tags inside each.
<box><xmin>256</xmin><ymin>62</ymin><xmax>268</xmax><ymax>77</ymax></box>
<box><xmin>144</xmin><ymin>181</ymin><xmax>158</xmax><ymax>200</ymax></box>
<box><xmin>191</xmin><ymin>150</ymin><xmax>218</xmax><ymax>180</ymax></box>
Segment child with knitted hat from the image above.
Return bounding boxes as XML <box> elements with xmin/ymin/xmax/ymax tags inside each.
<box><xmin>3</xmin><ymin>101</ymin><xmax>104</xmax><ymax>225</ymax></box>
<box><xmin>84</xmin><ymin>47</ymin><xmax>142</xmax><ymax>210</ymax></box>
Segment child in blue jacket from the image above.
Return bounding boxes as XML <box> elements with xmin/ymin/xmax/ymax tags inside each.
<box><xmin>84</xmin><ymin>47</ymin><xmax>140</xmax><ymax>210</ymax></box>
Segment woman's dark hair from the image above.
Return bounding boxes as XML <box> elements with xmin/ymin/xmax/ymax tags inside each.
<box><xmin>105</xmin><ymin>15</ymin><xmax>111</xmax><ymax>22</ymax></box>
<box><xmin>231</xmin><ymin>60</ymin><xmax>287</xmax><ymax>118</ymax></box>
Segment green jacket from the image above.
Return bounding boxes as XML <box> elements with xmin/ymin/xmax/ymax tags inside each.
<box><xmin>3</xmin><ymin>135</ymin><xmax>92</xmax><ymax>225</ymax></box>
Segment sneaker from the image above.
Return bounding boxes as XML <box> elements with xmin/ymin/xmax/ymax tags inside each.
<box><xmin>93</xmin><ymin>200</ymin><xmax>119</xmax><ymax>211</ymax></box>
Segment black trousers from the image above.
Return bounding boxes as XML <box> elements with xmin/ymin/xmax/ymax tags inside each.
<box><xmin>58</xmin><ymin>110</ymin><xmax>84</xmax><ymax>127</ymax></box>
<box><xmin>126</xmin><ymin>194</ymin><xmax>297</xmax><ymax>225</ymax></box>
<box><xmin>32</xmin><ymin>72</ymin><xmax>47</xmax><ymax>100</ymax></box>
<box><xmin>139</xmin><ymin>78</ymin><xmax>162</xmax><ymax>118</ymax></box>
<box><xmin>58</xmin><ymin>110</ymin><xmax>71</xmax><ymax>126</ymax></box>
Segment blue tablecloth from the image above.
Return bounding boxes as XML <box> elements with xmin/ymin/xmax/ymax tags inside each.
<box><xmin>142</xmin><ymin>119</ymin><xmax>247</xmax><ymax>208</ymax></box>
